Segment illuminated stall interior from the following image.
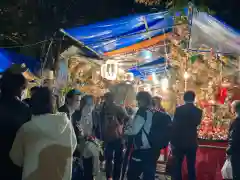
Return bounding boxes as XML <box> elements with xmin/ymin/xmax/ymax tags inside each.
<box><xmin>59</xmin><ymin>6</ymin><xmax>240</xmax><ymax>141</ymax></box>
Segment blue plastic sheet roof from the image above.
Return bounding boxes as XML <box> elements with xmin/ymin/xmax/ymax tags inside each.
<box><xmin>62</xmin><ymin>8</ymin><xmax>240</xmax><ymax>79</ymax></box>
<box><xmin>128</xmin><ymin>57</ymin><xmax>168</xmax><ymax>78</ymax></box>
<box><xmin>0</xmin><ymin>49</ymin><xmax>40</xmax><ymax>73</ymax></box>
<box><xmin>63</xmin><ymin>12</ymin><xmax>174</xmax><ymax>54</ymax></box>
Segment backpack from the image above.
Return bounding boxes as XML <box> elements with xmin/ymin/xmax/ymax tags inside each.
<box><xmin>101</xmin><ymin>104</ymin><xmax>124</xmax><ymax>142</ymax></box>
<box><xmin>133</xmin><ymin>109</ymin><xmax>172</xmax><ymax>150</ymax></box>
<box><xmin>148</xmin><ymin>111</ymin><xmax>172</xmax><ymax>150</ymax></box>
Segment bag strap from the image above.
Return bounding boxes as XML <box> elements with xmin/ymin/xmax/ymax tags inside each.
<box><xmin>141</xmin><ymin>110</ymin><xmax>156</xmax><ymax>146</ymax></box>
<box><xmin>140</xmin><ymin>110</ymin><xmax>149</xmax><ymax>139</ymax></box>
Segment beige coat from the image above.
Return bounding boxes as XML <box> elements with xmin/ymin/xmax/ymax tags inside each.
<box><xmin>10</xmin><ymin>113</ymin><xmax>77</xmax><ymax>180</ymax></box>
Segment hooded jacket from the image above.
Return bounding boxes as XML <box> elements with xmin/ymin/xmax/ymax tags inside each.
<box><xmin>10</xmin><ymin>112</ymin><xmax>77</xmax><ymax>180</ymax></box>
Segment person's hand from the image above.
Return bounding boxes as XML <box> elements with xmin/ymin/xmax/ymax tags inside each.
<box><xmin>76</xmin><ymin>123</ymin><xmax>84</xmax><ymax>136</ymax></box>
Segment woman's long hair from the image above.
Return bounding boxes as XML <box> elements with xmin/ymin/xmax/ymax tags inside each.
<box><xmin>31</xmin><ymin>87</ymin><xmax>55</xmax><ymax>115</ymax></box>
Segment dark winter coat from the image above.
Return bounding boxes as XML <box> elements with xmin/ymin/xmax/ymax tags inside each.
<box><xmin>0</xmin><ymin>96</ymin><xmax>31</xmax><ymax>180</ymax></box>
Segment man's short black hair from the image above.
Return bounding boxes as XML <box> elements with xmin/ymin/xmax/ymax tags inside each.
<box><xmin>152</xmin><ymin>96</ymin><xmax>162</xmax><ymax>106</ymax></box>
<box><xmin>136</xmin><ymin>91</ymin><xmax>152</xmax><ymax>106</ymax></box>
<box><xmin>30</xmin><ymin>86</ymin><xmax>39</xmax><ymax>93</ymax></box>
<box><xmin>183</xmin><ymin>91</ymin><xmax>196</xmax><ymax>102</ymax></box>
<box><xmin>0</xmin><ymin>71</ymin><xmax>27</xmax><ymax>96</ymax></box>
<box><xmin>104</xmin><ymin>92</ymin><xmax>114</xmax><ymax>101</ymax></box>
<box><xmin>65</xmin><ymin>89</ymin><xmax>82</xmax><ymax>100</ymax></box>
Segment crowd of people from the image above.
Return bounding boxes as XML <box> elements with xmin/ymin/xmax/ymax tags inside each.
<box><xmin>0</xmin><ymin>68</ymin><xmax>240</xmax><ymax>180</ymax></box>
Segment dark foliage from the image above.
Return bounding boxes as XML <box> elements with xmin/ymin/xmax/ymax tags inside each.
<box><xmin>0</xmin><ymin>0</ymin><xmax>238</xmax><ymax>62</ymax></box>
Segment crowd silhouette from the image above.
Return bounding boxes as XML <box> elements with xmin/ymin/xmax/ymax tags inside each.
<box><xmin>0</xmin><ymin>68</ymin><xmax>240</xmax><ymax>180</ymax></box>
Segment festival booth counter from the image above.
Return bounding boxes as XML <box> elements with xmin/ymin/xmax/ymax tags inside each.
<box><xmin>182</xmin><ymin>139</ymin><xmax>227</xmax><ymax>180</ymax></box>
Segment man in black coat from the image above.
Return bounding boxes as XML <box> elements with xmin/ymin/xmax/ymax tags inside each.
<box><xmin>58</xmin><ymin>89</ymin><xmax>82</xmax><ymax>157</ymax></box>
<box><xmin>0</xmin><ymin>70</ymin><xmax>31</xmax><ymax>180</ymax></box>
<box><xmin>58</xmin><ymin>89</ymin><xmax>82</xmax><ymax>120</ymax></box>
<box><xmin>227</xmin><ymin>101</ymin><xmax>240</xmax><ymax>180</ymax></box>
<box><xmin>171</xmin><ymin>91</ymin><xmax>202</xmax><ymax>180</ymax></box>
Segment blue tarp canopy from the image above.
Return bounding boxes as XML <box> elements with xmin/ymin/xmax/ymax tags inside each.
<box><xmin>62</xmin><ymin>12</ymin><xmax>174</xmax><ymax>54</ymax></box>
<box><xmin>62</xmin><ymin>8</ymin><xmax>240</xmax><ymax>79</ymax></box>
<box><xmin>63</xmin><ymin>9</ymin><xmax>240</xmax><ymax>56</ymax></box>
<box><xmin>0</xmin><ymin>49</ymin><xmax>40</xmax><ymax>73</ymax></box>
<box><xmin>128</xmin><ymin>57</ymin><xmax>168</xmax><ymax>77</ymax></box>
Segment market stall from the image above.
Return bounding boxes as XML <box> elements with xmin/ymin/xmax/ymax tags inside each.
<box><xmin>59</xmin><ymin>6</ymin><xmax>240</xmax><ymax>179</ymax></box>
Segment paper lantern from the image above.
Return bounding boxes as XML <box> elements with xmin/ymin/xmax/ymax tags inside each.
<box><xmin>101</xmin><ymin>60</ymin><xmax>118</xmax><ymax>80</ymax></box>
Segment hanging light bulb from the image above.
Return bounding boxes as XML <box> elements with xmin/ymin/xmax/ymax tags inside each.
<box><xmin>161</xmin><ymin>78</ymin><xmax>169</xmax><ymax>91</ymax></box>
<box><xmin>184</xmin><ymin>71</ymin><xmax>190</xmax><ymax>79</ymax></box>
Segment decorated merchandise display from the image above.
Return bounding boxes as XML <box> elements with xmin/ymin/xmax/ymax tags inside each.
<box><xmin>198</xmin><ymin>103</ymin><xmax>231</xmax><ymax>141</ymax></box>
<box><xmin>54</xmin><ymin>5</ymin><xmax>240</xmax><ymax>180</ymax></box>
<box><xmin>57</xmin><ymin>5</ymin><xmax>240</xmax><ymax>145</ymax></box>
<box><xmin>109</xmin><ymin>82</ymin><xmax>136</xmax><ymax>105</ymax></box>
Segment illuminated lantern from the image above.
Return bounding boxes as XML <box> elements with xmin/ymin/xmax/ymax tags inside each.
<box><xmin>101</xmin><ymin>60</ymin><xmax>118</xmax><ymax>80</ymax></box>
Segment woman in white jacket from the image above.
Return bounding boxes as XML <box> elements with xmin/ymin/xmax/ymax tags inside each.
<box><xmin>10</xmin><ymin>87</ymin><xmax>77</xmax><ymax>180</ymax></box>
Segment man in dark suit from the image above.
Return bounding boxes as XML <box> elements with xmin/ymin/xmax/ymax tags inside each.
<box><xmin>171</xmin><ymin>91</ymin><xmax>202</xmax><ymax>180</ymax></box>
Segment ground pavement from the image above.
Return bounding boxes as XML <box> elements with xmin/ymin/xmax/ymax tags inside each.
<box><xmin>96</xmin><ymin>172</ymin><xmax>170</xmax><ymax>180</ymax></box>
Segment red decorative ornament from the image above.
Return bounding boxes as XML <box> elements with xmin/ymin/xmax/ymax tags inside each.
<box><xmin>147</xmin><ymin>75</ymin><xmax>152</xmax><ymax>81</ymax></box>
<box><xmin>216</xmin><ymin>87</ymin><xmax>227</xmax><ymax>104</ymax></box>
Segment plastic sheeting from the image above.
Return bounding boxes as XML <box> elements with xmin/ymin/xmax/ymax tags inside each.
<box><xmin>128</xmin><ymin>57</ymin><xmax>168</xmax><ymax>77</ymax></box>
<box><xmin>0</xmin><ymin>49</ymin><xmax>40</xmax><ymax>73</ymax></box>
<box><xmin>190</xmin><ymin>12</ymin><xmax>240</xmax><ymax>55</ymax></box>
<box><xmin>63</xmin><ymin>12</ymin><xmax>173</xmax><ymax>54</ymax></box>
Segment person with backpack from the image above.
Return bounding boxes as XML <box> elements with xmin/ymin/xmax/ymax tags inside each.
<box><xmin>125</xmin><ymin>91</ymin><xmax>172</xmax><ymax>180</ymax></box>
<box><xmin>101</xmin><ymin>92</ymin><xmax>129</xmax><ymax>180</ymax></box>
